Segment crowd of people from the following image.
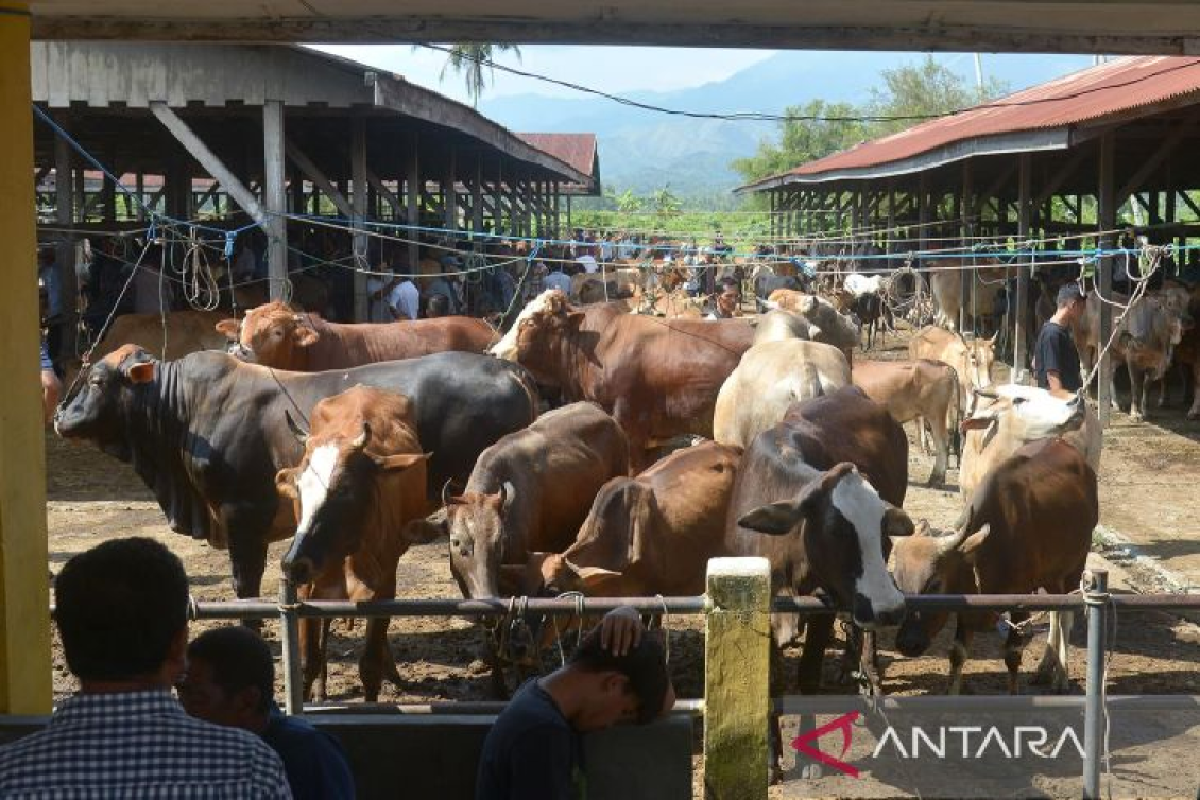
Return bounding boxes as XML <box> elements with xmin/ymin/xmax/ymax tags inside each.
<box><xmin>0</xmin><ymin>537</ymin><xmax>672</xmax><ymax>799</ymax></box>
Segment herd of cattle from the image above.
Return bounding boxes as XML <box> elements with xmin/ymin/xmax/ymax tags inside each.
<box><xmin>49</xmin><ymin>264</ymin><xmax>1190</xmax><ymax>710</ymax></box>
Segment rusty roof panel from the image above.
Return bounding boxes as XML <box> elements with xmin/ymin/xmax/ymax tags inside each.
<box><xmin>517</xmin><ymin>133</ymin><xmax>598</xmax><ymax>181</ymax></box>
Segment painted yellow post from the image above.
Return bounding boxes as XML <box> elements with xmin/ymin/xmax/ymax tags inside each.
<box><xmin>0</xmin><ymin>0</ymin><xmax>53</xmax><ymax>714</ymax></box>
<box><xmin>704</xmin><ymin>557</ymin><xmax>771</xmax><ymax>800</ymax></box>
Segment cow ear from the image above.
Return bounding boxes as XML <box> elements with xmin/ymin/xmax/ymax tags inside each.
<box><xmin>738</xmin><ymin>501</ymin><xmax>803</xmax><ymax>536</ymax></box>
<box><xmin>884</xmin><ymin>506</ymin><xmax>914</xmax><ymax>537</ymax></box>
<box><xmin>275</xmin><ymin>468</ymin><xmax>298</xmax><ymax>499</ymax></box>
<box><xmin>215</xmin><ymin>319</ymin><xmax>240</xmax><ymax>339</ymax></box>
<box><xmin>576</xmin><ymin>565</ymin><xmax>625</xmax><ymax>595</ymax></box>
<box><xmin>125</xmin><ymin>361</ymin><xmax>155</xmax><ymax>384</ymax></box>
<box><xmin>403</xmin><ymin>507</ymin><xmax>448</xmax><ymax>544</ymax></box>
<box><xmin>374</xmin><ymin>452</ymin><xmax>431</xmax><ymax>472</ymax></box>
<box><xmin>494</xmin><ymin>481</ymin><xmax>516</xmax><ymax>516</ymax></box>
<box><xmin>567</xmin><ymin>311</ymin><xmax>586</xmax><ymax>328</ymax></box>
<box><xmin>294</xmin><ymin>326</ymin><xmax>320</xmax><ymax>347</ymax></box>
<box><xmin>285</xmin><ymin>411</ymin><xmax>309</xmax><ymax>445</ymax></box>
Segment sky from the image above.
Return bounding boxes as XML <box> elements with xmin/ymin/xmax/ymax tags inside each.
<box><xmin>309</xmin><ymin>45</ymin><xmax>777</xmax><ymax>103</ymax></box>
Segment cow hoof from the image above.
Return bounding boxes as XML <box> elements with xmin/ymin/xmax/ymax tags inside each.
<box><xmin>1130</xmin><ymin>412</ymin><xmax>1145</xmax><ymax>423</ymax></box>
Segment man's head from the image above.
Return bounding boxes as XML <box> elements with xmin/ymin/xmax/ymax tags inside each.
<box><xmin>1056</xmin><ymin>283</ymin><xmax>1086</xmax><ymax>320</ymax></box>
<box><xmin>426</xmin><ymin>294</ymin><xmax>451</xmax><ymax>318</ymax></box>
<box><xmin>565</xmin><ymin>626</ymin><xmax>672</xmax><ymax>732</ymax></box>
<box><xmin>55</xmin><ymin>537</ymin><xmax>190</xmax><ymax>686</ymax></box>
<box><xmin>179</xmin><ymin>626</ymin><xmax>274</xmax><ymax>731</ymax></box>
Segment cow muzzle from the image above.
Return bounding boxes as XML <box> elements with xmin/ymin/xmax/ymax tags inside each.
<box><xmin>854</xmin><ymin>593</ymin><xmax>906</xmax><ymax>629</ymax></box>
<box><xmin>282</xmin><ymin>555</ymin><xmax>315</xmax><ymax>585</ymax></box>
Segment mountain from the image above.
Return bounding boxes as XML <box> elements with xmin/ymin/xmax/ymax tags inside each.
<box><xmin>480</xmin><ymin>52</ymin><xmax>1096</xmax><ymax>199</ymax></box>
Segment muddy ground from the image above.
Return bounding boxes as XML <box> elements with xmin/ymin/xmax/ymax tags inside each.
<box><xmin>43</xmin><ymin>325</ymin><xmax>1200</xmax><ymax>798</ymax></box>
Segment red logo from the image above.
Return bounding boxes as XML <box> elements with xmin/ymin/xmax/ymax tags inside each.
<box><xmin>791</xmin><ymin>711</ymin><xmax>861</xmax><ymax>778</ymax></box>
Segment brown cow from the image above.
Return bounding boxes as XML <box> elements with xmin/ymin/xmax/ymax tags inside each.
<box><xmin>893</xmin><ymin>437</ymin><xmax>1098</xmax><ymax>694</ymax></box>
<box><xmin>528</xmin><ymin>441</ymin><xmax>742</xmax><ymax>597</ymax></box>
<box><xmin>218</xmin><ymin>301</ymin><xmax>498</xmax><ymax>370</ymax></box>
<box><xmin>275</xmin><ymin>387</ymin><xmax>431</xmax><ymax>702</ymax></box>
<box><xmin>63</xmin><ymin>310</ymin><xmax>228</xmax><ymax>388</ymax></box>
<box><xmin>927</xmin><ymin>259</ymin><xmax>1009</xmax><ymax>333</ymax></box>
<box><xmin>853</xmin><ymin>359</ymin><xmax>959</xmax><ymax>486</ymax></box>
<box><xmin>908</xmin><ymin>325</ymin><xmax>996</xmax><ymax>416</ymax></box>
<box><xmin>764</xmin><ymin>291</ymin><xmax>859</xmax><ymax>361</ymax></box>
<box><xmin>490</xmin><ymin>290</ymin><xmax>755</xmax><ymax>468</ymax></box>
<box><xmin>959</xmin><ymin>384</ymin><xmax>1101</xmax><ymax>506</ymax></box>
<box><xmin>412</xmin><ymin>401</ymin><xmax>629</xmax><ymax>695</ymax></box>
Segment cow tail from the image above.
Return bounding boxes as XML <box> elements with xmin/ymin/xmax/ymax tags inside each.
<box><xmin>509</xmin><ymin>363</ymin><xmax>542</xmax><ymax>422</ymax></box>
<box><xmin>946</xmin><ymin>363</ymin><xmax>963</xmax><ymax>461</ymax></box>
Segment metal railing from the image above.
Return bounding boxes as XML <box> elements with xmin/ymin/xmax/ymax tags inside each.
<box><xmin>174</xmin><ymin>567</ymin><xmax>1200</xmax><ymax>800</ymax></box>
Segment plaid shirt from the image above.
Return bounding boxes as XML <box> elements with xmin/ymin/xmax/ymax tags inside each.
<box><xmin>0</xmin><ymin>689</ymin><xmax>293</xmax><ymax>799</ymax></box>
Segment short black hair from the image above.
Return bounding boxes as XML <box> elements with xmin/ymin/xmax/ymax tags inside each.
<box><xmin>187</xmin><ymin>626</ymin><xmax>275</xmax><ymax>712</ymax></box>
<box><xmin>56</xmin><ymin>537</ymin><xmax>189</xmax><ymax>681</ymax></box>
<box><xmin>570</xmin><ymin>627</ymin><xmax>670</xmax><ymax>724</ymax></box>
<box><xmin>1057</xmin><ymin>283</ymin><xmax>1086</xmax><ymax>308</ymax></box>
<box><xmin>719</xmin><ymin>276</ymin><xmax>739</xmax><ymax>291</ymax></box>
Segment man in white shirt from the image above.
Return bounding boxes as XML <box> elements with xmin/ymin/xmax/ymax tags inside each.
<box><xmin>388</xmin><ymin>277</ymin><xmax>420</xmax><ymax>320</ymax></box>
<box><xmin>577</xmin><ymin>254</ymin><xmax>599</xmax><ymax>274</ymax></box>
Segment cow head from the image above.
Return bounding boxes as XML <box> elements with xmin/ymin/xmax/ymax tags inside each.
<box><xmin>965</xmin><ymin>334</ymin><xmax>998</xmax><ymax>393</ymax></box>
<box><xmin>963</xmin><ymin>384</ymin><xmax>1086</xmax><ymax>451</ymax></box>
<box><xmin>423</xmin><ymin>484</ymin><xmax>518</xmax><ymax>600</ymax></box>
<box><xmin>218</xmin><ymin>302</ymin><xmax>320</xmax><ymax>368</ymax></box>
<box><xmin>494</xmin><ymin>290</ymin><xmax>582</xmax><ymax>387</ymax></box>
<box><xmin>276</xmin><ymin>414</ymin><xmax>430</xmax><ymax>586</ymax></box>
<box><xmin>54</xmin><ymin>344</ymin><xmax>157</xmax><ymax>448</ymax></box>
<box><xmin>737</xmin><ymin>462</ymin><xmax>913</xmax><ymax>629</ymax></box>
<box><xmin>1120</xmin><ymin>295</ymin><xmax>1185</xmax><ymax>380</ymax></box>
<box><xmin>893</xmin><ymin>520</ymin><xmax>991</xmax><ymax>656</ymax></box>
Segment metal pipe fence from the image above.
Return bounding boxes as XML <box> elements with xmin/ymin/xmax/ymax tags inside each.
<box><xmin>82</xmin><ymin>566</ymin><xmax>1197</xmax><ymax>799</ymax></box>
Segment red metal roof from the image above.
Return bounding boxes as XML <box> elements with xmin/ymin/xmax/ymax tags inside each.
<box><xmin>517</xmin><ymin>133</ymin><xmax>598</xmax><ymax>180</ymax></box>
<box><xmin>756</xmin><ymin>56</ymin><xmax>1200</xmax><ymax>186</ymax></box>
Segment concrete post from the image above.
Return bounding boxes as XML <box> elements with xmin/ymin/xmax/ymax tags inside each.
<box><xmin>0</xmin><ymin>0</ymin><xmax>53</xmax><ymax>714</ymax></box>
<box><xmin>704</xmin><ymin>557</ymin><xmax>771</xmax><ymax>800</ymax></box>
<box><xmin>263</xmin><ymin>99</ymin><xmax>288</xmax><ymax>301</ymax></box>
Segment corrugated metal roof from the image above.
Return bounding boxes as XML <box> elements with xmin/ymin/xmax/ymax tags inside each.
<box><xmin>517</xmin><ymin>134</ymin><xmax>598</xmax><ymax>180</ymax></box>
<box><xmin>747</xmin><ymin>56</ymin><xmax>1200</xmax><ymax>190</ymax></box>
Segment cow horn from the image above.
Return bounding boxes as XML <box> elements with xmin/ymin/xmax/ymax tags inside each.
<box><xmin>285</xmin><ymin>411</ymin><xmax>309</xmax><ymax>445</ymax></box>
<box><xmin>973</xmin><ymin>387</ymin><xmax>999</xmax><ymax>400</ymax></box>
<box><xmin>936</xmin><ymin>528</ymin><xmax>969</xmax><ymax>555</ymax></box>
<box><xmin>352</xmin><ymin>421</ymin><xmax>371</xmax><ymax>450</ymax></box>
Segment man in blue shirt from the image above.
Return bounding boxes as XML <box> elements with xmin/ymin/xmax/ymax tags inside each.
<box><xmin>180</xmin><ymin>626</ymin><xmax>356</xmax><ymax>800</ymax></box>
<box><xmin>475</xmin><ymin>607</ymin><xmax>674</xmax><ymax>800</ymax></box>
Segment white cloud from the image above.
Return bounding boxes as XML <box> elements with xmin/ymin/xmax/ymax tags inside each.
<box><xmin>307</xmin><ymin>44</ymin><xmax>775</xmax><ymax>103</ymax></box>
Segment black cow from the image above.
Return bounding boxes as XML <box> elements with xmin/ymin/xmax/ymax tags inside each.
<box><xmin>754</xmin><ymin>274</ymin><xmax>803</xmax><ymax>310</ymax></box>
<box><xmin>55</xmin><ymin>345</ymin><xmax>539</xmax><ymax>602</ymax></box>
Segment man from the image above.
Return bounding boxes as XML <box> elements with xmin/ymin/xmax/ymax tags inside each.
<box><xmin>388</xmin><ymin>274</ymin><xmax>420</xmax><ymax>321</ymax></box>
<box><xmin>38</xmin><ymin>247</ymin><xmax>65</xmax><ymax>368</ymax></box>
<box><xmin>1033</xmin><ymin>282</ymin><xmax>1087</xmax><ymax>392</ymax></box>
<box><xmin>544</xmin><ymin>263</ymin><xmax>573</xmax><ymax>294</ymax></box>
<box><xmin>365</xmin><ymin>264</ymin><xmax>400</xmax><ymax>323</ymax></box>
<box><xmin>577</xmin><ymin>252</ymin><xmax>599</xmax><ymax>274</ymax></box>
<box><xmin>180</xmin><ymin>626</ymin><xmax>355</xmax><ymax>800</ymax></box>
<box><xmin>0</xmin><ymin>538</ymin><xmax>291</xmax><ymax>797</ymax></box>
<box><xmin>707</xmin><ymin>277</ymin><xmax>742</xmax><ymax>319</ymax></box>
<box><xmin>40</xmin><ymin>339</ymin><xmax>61</xmax><ymax>425</ymax></box>
<box><xmin>475</xmin><ymin>606</ymin><xmax>673</xmax><ymax>800</ymax></box>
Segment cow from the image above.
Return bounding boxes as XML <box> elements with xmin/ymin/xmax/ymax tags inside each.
<box><xmin>893</xmin><ymin>437</ymin><xmax>1098</xmax><ymax>694</ymax></box>
<box><xmin>959</xmin><ymin>384</ymin><xmax>1101</xmax><ymax>506</ymax></box>
<box><xmin>713</xmin><ymin>340</ymin><xmax>851</xmax><ymax>449</ymax></box>
<box><xmin>54</xmin><ymin>347</ymin><xmax>538</xmax><ymax>604</ymax></box>
<box><xmin>1171</xmin><ymin>290</ymin><xmax>1200</xmax><ymax>419</ymax></box>
<box><xmin>852</xmin><ymin>359</ymin><xmax>958</xmax><ymax>486</ymax></box>
<box><xmin>756</xmin><ymin>275</ymin><xmax>804</xmax><ymax>310</ymax></box>
<box><xmin>927</xmin><ymin>259</ymin><xmax>1009</xmax><ymax>334</ymax></box>
<box><xmin>218</xmin><ymin>301</ymin><xmax>499</xmax><ymax>371</ymax></box>
<box><xmin>527</xmin><ymin>440</ymin><xmax>742</xmax><ymax>598</ymax></box>
<box><xmin>752</xmin><ymin>309</ymin><xmax>817</xmax><ymax>346</ymax></box>
<box><xmin>763</xmin><ymin>292</ymin><xmax>860</xmax><ymax>362</ymax></box>
<box><xmin>908</xmin><ymin>325</ymin><xmax>997</xmax><ymax>417</ymax></box>
<box><xmin>489</xmin><ymin>290</ymin><xmax>755</xmax><ymax>468</ymax></box>
<box><xmin>725</xmin><ymin>386</ymin><xmax>911</xmax><ymax>771</ymax></box>
<box><xmin>63</xmin><ymin>309</ymin><xmax>228</xmax><ymax>390</ymax></box>
<box><xmin>411</xmin><ymin>401</ymin><xmax>629</xmax><ymax>696</ymax></box>
<box><xmin>1072</xmin><ymin>290</ymin><xmax>1189</xmax><ymax>421</ymax></box>
<box><xmin>274</xmin><ymin>387</ymin><xmax>431</xmax><ymax>702</ymax></box>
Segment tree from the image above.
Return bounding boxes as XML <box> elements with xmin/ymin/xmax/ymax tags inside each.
<box><xmin>866</xmin><ymin>56</ymin><xmax>1008</xmax><ymax>137</ymax></box>
<box><xmin>438</xmin><ymin>43</ymin><xmax>521</xmax><ymax>106</ymax></box>
<box><xmin>731</xmin><ymin>99</ymin><xmax>869</xmax><ymax>186</ymax></box>
<box><xmin>650</xmin><ymin>186</ymin><xmax>682</xmax><ymax>218</ymax></box>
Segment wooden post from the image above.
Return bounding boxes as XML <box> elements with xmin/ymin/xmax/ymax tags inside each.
<box><xmin>552</xmin><ymin>181</ymin><xmax>561</xmax><ymax>239</ymax></box>
<box><xmin>566</xmin><ymin>194</ymin><xmax>572</xmax><ymax>235</ymax></box>
<box><xmin>472</xmin><ymin>158</ymin><xmax>484</xmax><ymax>236</ymax></box>
<box><xmin>918</xmin><ymin>174</ymin><xmax>930</xmax><ymax>256</ymax></box>
<box><xmin>961</xmin><ymin>160</ymin><xmax>976</xmax><ymax>333</ymax></box>
<box><xmin>444</xmin><ymin>146</ymin><xmax>457</xmax><ymax>236</ymax></box>
<box><xmin>1097</xmin><ymin>133</ymin><xmax>1116</xmax><ymax>426</ymax></box>
<box><xmin>54</xmin><ymin>121</ymin><xmax>78</xmax><ymax>362</ymax></box>
<box><xmin>407</xmin><ymin>135</ymin><xmax>419</xmax><ymax>274</ymax></box>
<box><xmin>352</xmin><ymin>117</ymin><xmax>368</xmax><ymax>322</ymax></box>
<box><xmin>263</xmin><ymin>99</ymin><xmax>288</xmax><ymax>302</ymax></box>
<box><xmin>0</xmin><ymin>0</ymin><xmax>52</xmax><ymax>715</ymax></box>
<box><xmin>704</xmin><ymin>557</ymin><xmax>771</xmax><ymax>800</ymax></box>
<box><xmin>1015</xmin><ymin>153</ymin><xmax>1033</xmax><ymax>380</ymax></box>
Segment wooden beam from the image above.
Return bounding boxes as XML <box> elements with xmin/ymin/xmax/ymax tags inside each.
<box><xmin>1014</xmin><ymin>153</ymin><xmax>1032</xmax><ymax>379</ymax></box>
<box><xmin>406</xmin><ymin>134</ymin><xmax>419</xmax><ymax>273</ymax></box>
<box><xmin>366</xmin><ymin>169</ymin><xmax>402</xmax><ymax>217</ymax></box>
<box><xmin>1117</xmin><ymin>114</ymin><xmax>1200</xmax><ymax>199</ymax></box>
<box><xmin>150</xmin><ymin>102</ymin><xmax>266</xmax><ymax>226</ymax></box>
<box><xmin>352</xmin><ymin>117</ymin><xmax>368</xmax><ymax>322</ymax></box>
<box><xmin>0</xmin><ymin>0</ymin><xmax>52</xmax><ymax>715</ymax></box>
<box><xmin>285</xmin><ymin>139</ymin><xmax>353</xmax><ymax>217</ymax></box>
<box><xmin>1035</xmin><ymin>149</ymin><xmax>1089</xmax><ymax>206</ymax></box>
<box><xmin>1097</xmin><ymin>132</ymin><xmax>1116</xmax><ymax>427</ymax></box>
<box><xmin>263</xmin><ymin>99</ymin><xmax>288</xmax><ymax>302</ymax></box>
<box><xmin>54</xmin><ymin>124</ymin><xmax>78</xmax><ymax>362</ymax></box>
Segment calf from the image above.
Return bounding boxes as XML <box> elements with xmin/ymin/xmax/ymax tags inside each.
<box><xmin>853</xmin><ymin>359</ymin><xmax>958</xmax><ymax>486</ymax></box>
<box><xmin>927</xmin><ymin>259</ymin><xmax>1008</xmax><ymax>333</ymax></box>
<box><xmin>960</xmin><ymin>384</ymin><xmax>1100</xmax><ymax>506</ymax></box>
<box><xmin>763</xmin><ymin>291</ymin><xmax>860</xmax><ymax>361</ymax></box>
<box><xmin>893</xmin><ymin>438</ymin><xmax>1098</xmax><ymax>694</ymax></box>
<box><xmin>529</xmin><ymin>441</ymin><xmax>742</xmax><ymax>597</ymax></box>
<box><xmin>219</xmin><ymin>301</ymin><xmax>498</xmax><ymax>371</ymax></box>
<box><xmin>275</xmin><ymin>387</ymin><xmax>431</xmax><ymax>701</ymax></box>
<box><xmin>413</xmin><ymin>401</ymin><xmax>629</xmax><ymax>695</ymax></box>
<box><xmin>908</xmin><ymin>325</ymin><xmax>996</xmax><ymax>416</ymax></box>
<box><xmin>713</xmin><ymin>340</ymin><xmax>851</xmax><ymax>449</ymax></box>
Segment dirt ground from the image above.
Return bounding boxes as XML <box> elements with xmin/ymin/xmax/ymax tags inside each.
<box><xmin>43</xmin><ymin>324</ymin><xmax>1200</xmax><ymax>798</ymax></box>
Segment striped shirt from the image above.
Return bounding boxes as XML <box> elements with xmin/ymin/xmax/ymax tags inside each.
<box><xmin>0</xmin><ymin>689</ymin><xmax>293</xmax><ymax>799</ymax></box>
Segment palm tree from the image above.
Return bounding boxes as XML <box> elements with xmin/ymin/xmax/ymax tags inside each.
<box><xmin>439</xmin><ymin>43</ymin><xmax>521</xmax><ymax>106</ymax></box>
